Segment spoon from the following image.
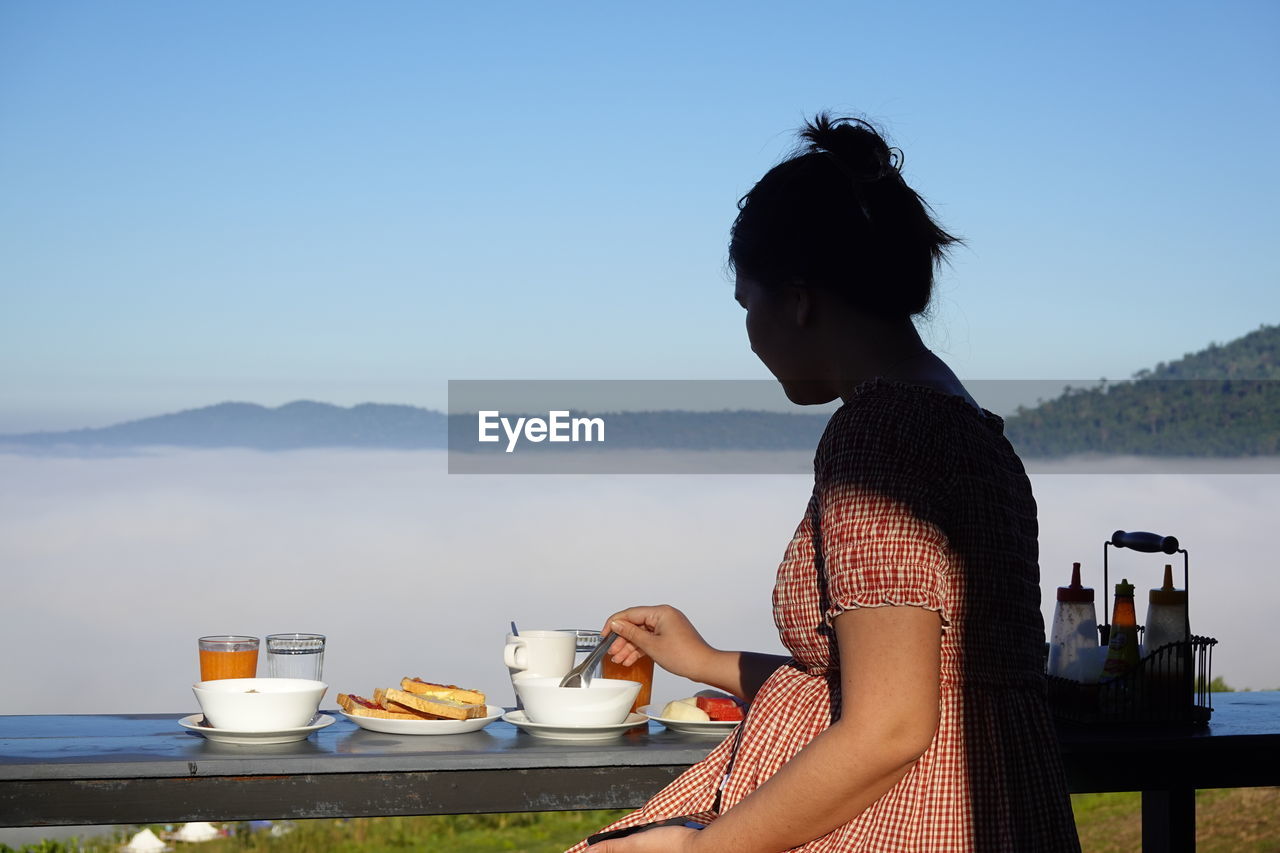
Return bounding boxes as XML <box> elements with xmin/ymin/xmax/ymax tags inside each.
<box><xmin>559</xmin><ymin>632</ymin><xmax>618</xmax><ymax>688</ymax></box>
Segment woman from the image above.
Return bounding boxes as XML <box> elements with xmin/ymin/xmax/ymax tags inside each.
<box><xmin>573</xmin><ymin>114</ymin><xmax>1080</xmax><ymax>852</ymax></box>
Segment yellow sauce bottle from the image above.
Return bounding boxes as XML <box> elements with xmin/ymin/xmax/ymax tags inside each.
<box><xmin>1099</xmin><ymin>578</ymin><xmax>1140</xmax><ymax>682</ymax></box>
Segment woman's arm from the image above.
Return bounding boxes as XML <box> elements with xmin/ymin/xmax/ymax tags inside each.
<box><xmin>591</xmin><ymin>604</ymin><xmax>942</xmax><ymax>853</ymax></box>
<box><xmin>603</xmin><ymin>606</ymin><xmax>790</xmax><ymax>702</ymax></box>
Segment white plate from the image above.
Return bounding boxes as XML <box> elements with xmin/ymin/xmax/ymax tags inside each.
<box><xmin>502</xmin><ymin>710</ymin><xmax>649</xmax><ymax>741</ymax></box>
<box><xmin>179</xmin><ymin>713</ymin><xmax>335</xmax><ymax>744</ymax></box>
<box><xmin>638</xmin><ymin>704</ymin><xmax>741</xmax><ymax>736</ymax></box>
<box><xmin>340</xmin><ymin>705</ymin><xmax>504</xmax><ymax>735</ymax></box>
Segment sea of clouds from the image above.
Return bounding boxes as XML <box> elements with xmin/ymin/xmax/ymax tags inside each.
<box><xmin>1</xmin><ymin>449</ymin><xmax>1276</xmax><ymax>716</ymax></box>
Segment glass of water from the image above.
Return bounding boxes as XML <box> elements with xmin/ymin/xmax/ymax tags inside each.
<box><xmin>265</xmin><ymin>633</ymin><xmax>326</xmax><ymax>680</ymax></box>
<box><xmin>558</xmin><ymin>629</ymin><xmax>604</xmax><ymax>678</ymax></box>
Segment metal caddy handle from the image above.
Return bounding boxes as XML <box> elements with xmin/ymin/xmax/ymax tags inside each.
<box><xmin>1101</xmin><ymin>530</ymin><xmax>1189</xmax><ymax>646</ymax></box>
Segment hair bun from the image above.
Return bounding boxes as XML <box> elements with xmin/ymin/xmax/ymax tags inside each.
<box><xmin>800</xmin><ymin>113</ymin><xmax>899</xmax><ymax>181</ymax></box>
<box><xmin>729</xmin><ymin>110</ymin><xmax>960</xmax><ymax>321</ymax></box>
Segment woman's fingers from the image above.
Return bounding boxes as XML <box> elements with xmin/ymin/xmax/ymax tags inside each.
<box><xmin>600</xmin><ymin>604</ymin><xmax>708</xmax><ymax>677</ymax></box>
<box><xmin>605</xmin><ymin>620</ymin><xmax>648</xmax><ymax>664</ymax></box>
<box><xmin>603</xmin><ymin>605</ymin><xmax>662</xmax><ymax>635</ymax></box>
<box><xmin>608</xmin><ymin>617</ymin><xmax>643</xmax><ymax>644</ymax></box>
<box><xmin>602</xmin><ymin>606</ymin><xmax>665</xmax><ymax>659</ymax></box>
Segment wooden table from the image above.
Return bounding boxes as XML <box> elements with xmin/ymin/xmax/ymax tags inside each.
<box><xmin>3</xmin><ymin>693</ymin><xmax>1278</xmax><ymax>852</ymax></box>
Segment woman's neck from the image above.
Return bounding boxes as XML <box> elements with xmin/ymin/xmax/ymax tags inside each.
<box><xmin>827</xmin><ymin>319</ymin><xmax>980</xmax><ymax>410</ymax></box>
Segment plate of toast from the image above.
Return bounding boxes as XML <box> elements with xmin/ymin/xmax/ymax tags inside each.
<box><xmin>338</xmin><ymin>677</ymin><xmax>501</xmax><ymax>735</ymax></box>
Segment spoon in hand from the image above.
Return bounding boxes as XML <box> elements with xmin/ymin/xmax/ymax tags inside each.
<box><xmin>559</xmin><ymin>632</ymin><xmax>619</xmax><ymax>688</ymax></box>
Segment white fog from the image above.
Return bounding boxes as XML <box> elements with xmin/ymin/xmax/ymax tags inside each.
<box><xmin>1</xmin><ymin>448</ymin><xmax>1275</xmax><ymax>717</ymax></box>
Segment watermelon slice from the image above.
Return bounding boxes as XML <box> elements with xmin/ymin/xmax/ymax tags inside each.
<box><xmin>696</xmin><ymin>696</ymin><xmax>744</xmax><ymax>721</ymax></box>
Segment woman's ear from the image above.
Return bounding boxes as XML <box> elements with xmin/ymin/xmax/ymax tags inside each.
<box><xmin>784</xmin><ymin>281</ymin><xmax>814</xmax><ymax>327</ymax></box>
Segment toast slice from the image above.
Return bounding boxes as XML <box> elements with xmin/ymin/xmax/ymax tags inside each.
<box><xmin>372</xmin><ymin>687</ymin><xmax>445</xmax><ymax>719</ymax></box>
<box><xmin>399</xmin><ymin>677</ymin><xmax>486</xmax><ymax>706</ymax></box>
<box><xmin>337</xmin><ymin>692</ymin><xmax>433</xmax><ymax>721</ymax></box>
<box><xmin>383</xmin><ymin>687</ymin><xmax>487</xmax><ymax>721</ymax></box>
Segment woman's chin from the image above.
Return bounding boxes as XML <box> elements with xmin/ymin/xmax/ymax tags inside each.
<box><xmin>779</xmin><ymin>381</ymin><xmax>838</xmax><ymax>406</ymax></box>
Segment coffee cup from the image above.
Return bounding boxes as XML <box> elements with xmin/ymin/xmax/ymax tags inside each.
<box><xmin>505</xmin><ymin>629</ymin><xmax>575</xmax><ymax>706</ymax></box>
<box><xmin>504</xmin><ymin>629</ymin><xmax>576</xmax><ymax>679</ymax></box>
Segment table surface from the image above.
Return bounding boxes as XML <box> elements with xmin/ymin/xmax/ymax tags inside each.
<box><xmin>0</xmin><ymin>709</ymin><xmax>723</xmax><ymax>781</ymax></box>
<box><xmin>2</xmin><ymin>693</ymin><xmax>1278</xmax><ymax>827</ymax></box>
<box><xmin>4</xmin><ymin>692</ymin><xmax>1279</xmax><ymax>781</ymax></box>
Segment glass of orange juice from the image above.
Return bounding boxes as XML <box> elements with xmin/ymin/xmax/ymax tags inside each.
<box><xmin>601</xmin><ymin>653</ymin><xmax>654</xmax><ymax>714</ymax></box>
<box><xmin>198</xmin><ymin>635</ymin><xmax>259</xmax><ymax>681</ymax></box>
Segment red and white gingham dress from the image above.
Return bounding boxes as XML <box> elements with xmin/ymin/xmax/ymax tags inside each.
<box><xmin>569</xmin><ymin>380</ymin><xmax>1081</xmax><ymax>851</ymax></box>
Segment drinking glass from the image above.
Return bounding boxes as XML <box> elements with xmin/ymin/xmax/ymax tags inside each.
<box><xmin>265</xmin><ymin>633</ymin><xmax>326</xmax><ymax>680</ymax></box>
<box><xmin>198</xmin><ymin>635</ymin><xmax>259</xmax><ymax>681</ymax></box>
<box><xmin>559</xmin><ymin>628</ymin><xmax>605</xmax><ymax>679</ymax></box>
<box><xmin>602</xmin><ymin>653</ymin><xmax>654</xmax><ymax>714</ymax></box>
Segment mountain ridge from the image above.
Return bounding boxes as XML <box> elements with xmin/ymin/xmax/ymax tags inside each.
<box><xmin>3</xmin><ymin>401</ymin><xmax>449</xmax><ymax>450</ymax></box>
<box><xmin>4</xmin><ymin>324</ymin><xmax>1277</xmax><ymax>456</ymax></box>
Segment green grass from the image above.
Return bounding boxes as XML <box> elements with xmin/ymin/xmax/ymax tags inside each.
<box><xmin>1072</xmin><ymin>788</ymin><xmax>1280</xmax><ymax>853</ymax></box>
<box><xmin>0</xmin><ymin>812</ymin><xmax>628</xmax><ymax>853</ymax></box>
<box><xmin>7</xmin><ymin>791</ymin><xmax>1279</xmax><ymax>852</ymax></box>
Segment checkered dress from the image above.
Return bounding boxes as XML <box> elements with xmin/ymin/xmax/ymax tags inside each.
<box><xmin>569</xmin><ymin>380</ymin><xmax>1081</xmax><ymax>851</ymax></box>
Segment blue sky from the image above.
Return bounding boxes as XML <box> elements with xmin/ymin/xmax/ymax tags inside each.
<box><xmin>2</xmin><ymin>1</ymin><xmax>1278</xmax><ymax>431</ymax></box>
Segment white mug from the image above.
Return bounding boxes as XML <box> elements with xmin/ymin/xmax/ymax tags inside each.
<box><xmin>503</xmin><ymin>630</ymin><xmax>576</xmax><ymax>679</ymax></box>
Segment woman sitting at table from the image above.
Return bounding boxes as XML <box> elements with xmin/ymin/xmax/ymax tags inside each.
<box><xmin>574</xmin><ymin>114</ymin><xmax>1080</xmax><ymax>852</ymax></box>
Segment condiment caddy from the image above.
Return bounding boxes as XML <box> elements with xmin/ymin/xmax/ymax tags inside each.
<box><xmin>1045</xmin><ymin>530</ymin><xmax>1217</xmax><ymax>727</ymax></box>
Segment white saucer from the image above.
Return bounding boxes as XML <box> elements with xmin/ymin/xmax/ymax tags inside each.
<box><xmin>341</xmin><ymin>705</ymin><xmax>504</xmax><ymax>735</ymax></box>
<box><xmin>638</xmin><ymin>705</ymin><xmax>741</xmax><ymax>737</ymax></box>
<box><xmin>179</xmin><ymin>713</ymin><xmax>335</xmax><ymax>744</ymax></box>
<box><xmin>502</xmin><ymin>710</ymin><xmax>648</xmax><ymax>741</ymax></box>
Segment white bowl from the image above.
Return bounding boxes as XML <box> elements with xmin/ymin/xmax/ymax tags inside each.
<box><xmin>514</xmin><ymin>676</ymin><xmax>641</xmax><ymax>726</ymax></box>
<box><xmin>192</xmin><ymin>678</ymin><xmax>327</xmax><ymax>732</ymax></box>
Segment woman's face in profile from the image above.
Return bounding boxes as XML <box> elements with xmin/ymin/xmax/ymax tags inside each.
<box><xmin>735</xmin><ymin>275</ymin><xmax>836</xmax><ymax>405</ymax></box>
<box><xmin>734</xmin><ymin>274</ymin><xmax>783</xmax><ymax>369</ymax></box>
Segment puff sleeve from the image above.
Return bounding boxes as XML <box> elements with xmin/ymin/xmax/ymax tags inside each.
<box><xmin>816</xmin><ymin>400</ymin><xmax>954</xmax><ymax>629</ymax></box>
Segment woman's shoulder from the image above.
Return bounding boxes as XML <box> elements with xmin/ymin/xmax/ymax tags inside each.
<box><xmin>816</xmin><ymin>378</ymin><xmax>1006</xmax><ymax>478</ymax></box>
<box><xmin>828</xmin><ymin>377</ymin><xmax>1001</xmax><ymax>437</ymax></box>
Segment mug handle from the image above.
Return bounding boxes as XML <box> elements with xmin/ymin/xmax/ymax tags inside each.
<box><xmin>503</xmin><ymin>639</ymin><xmax>528</xmax><ymax>670</ymax></box>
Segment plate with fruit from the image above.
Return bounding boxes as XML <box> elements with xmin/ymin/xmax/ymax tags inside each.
<box><xmin>640</xmin><ymin>694</ymin><xmax>744</xmax><ymax>736</ymax></box>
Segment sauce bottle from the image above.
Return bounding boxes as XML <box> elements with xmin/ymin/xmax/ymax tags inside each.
<box><xmin>1143</xmin><ymin>564</ymin><xmax>1189</xmax><ymax>655</ymax></box>
<box><xmin>1099</xmin><ymin>578</ymin><xmax>1141</xmax><ymax>682</ymax></box>
<box><xmin>1047</xmin><ymin>562</ymin><xmax>1099</xmax><ymax>682</ymax></box>
<box><xmin>1143</xmin><ymin>564</ymin><xmax>1191</xmax><ymax>698</ymax></box>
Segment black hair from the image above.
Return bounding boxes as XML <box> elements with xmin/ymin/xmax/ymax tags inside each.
<box><xmin>728</xmin><ymin>113</ymin><xmax>960</xmax><ymax>319</ymax></box>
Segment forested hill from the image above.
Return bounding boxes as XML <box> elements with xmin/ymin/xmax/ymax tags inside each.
<box><xmin>1003</xmin><ymin>324</ymin><xmax>1280</xmax><ymax>457</ymax></box>
<box><xmin>1138</xmin><ymin>324</ymin><xmax>1280</xmax><ymax>381</ymax></box>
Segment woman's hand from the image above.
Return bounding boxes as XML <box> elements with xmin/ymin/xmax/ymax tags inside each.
<box><xmin>602</xmin><ymin>605</ymin><xmax>717</xmax><ymax>683</ymax></box>
<box><xmin>588</xmin><ymin>825</ymin><xmax>702</xmax><ymax>853</ymax></box>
